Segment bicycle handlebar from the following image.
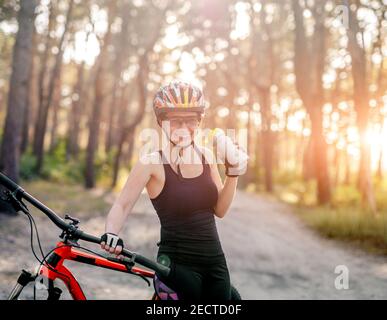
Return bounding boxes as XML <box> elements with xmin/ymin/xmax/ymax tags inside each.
<box><xmin>0</xmin><ymin>172</ymin><xmax>170</xmax><ymax>278</ymax></box>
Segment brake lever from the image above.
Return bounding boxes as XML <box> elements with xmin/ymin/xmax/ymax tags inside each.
<box><xmin>126</xmin><ymin>269</ymin><xmax>151</xmax><ymax>287</ymax></box>
<box><xmin>2</xmin><ymin>189</ymin><xmax>29</xmax><ymax>214</ymax></box>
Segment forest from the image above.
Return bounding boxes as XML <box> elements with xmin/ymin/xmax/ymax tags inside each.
<box><xmin>0</xmin><ymin>0</ymin><xmax>386</xmax><ymax>254</ymax></box>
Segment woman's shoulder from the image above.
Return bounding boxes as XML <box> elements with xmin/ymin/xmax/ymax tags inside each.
<box><xmin>134</xmin><ymin>151</ymin><xmax>163</xmax><ymax>178</ymax></box>
<box><xmin>138</xmin><ymin>150</ymin><xmax>162</xmax><ymax>166</ymax></box>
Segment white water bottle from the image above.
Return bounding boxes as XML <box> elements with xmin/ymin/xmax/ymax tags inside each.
<box><xmin>211</xmin><ymin>128</ymin><xmax>249</xmax><ymax>176</ymax></box>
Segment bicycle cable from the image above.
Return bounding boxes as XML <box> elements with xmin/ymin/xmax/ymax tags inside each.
<box><xmin>23</xmin><ymin>210</ymin><xmax>73</xmax><ymax>299</ymax></box>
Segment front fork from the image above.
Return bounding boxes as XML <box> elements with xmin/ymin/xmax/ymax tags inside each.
<box><xmin>8</xmin><ymin>269</ymin><xmax>62</xmax><ymax>300</ymax></box>
<box><xmin>8</xmin><ymin>270</ymin><xmax>35</xmax><ymax>300</ymax></box>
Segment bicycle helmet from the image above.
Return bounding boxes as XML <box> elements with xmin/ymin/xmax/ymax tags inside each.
<box><xmin>153</xmin><ymin>80</ymin><xmax>206</xmax><ymax>124</ymax></box>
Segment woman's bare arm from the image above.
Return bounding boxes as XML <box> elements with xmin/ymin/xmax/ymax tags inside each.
<box><xmin>210</xmin><ymin>161</ymin><xmax>238</xmax><ymax>219</ymax></box>
<box><xmin>104</xmin><ymin>154</ymin><xmax>153</xmax><ymax>236</ymax></box>
<box><xmin>200</xmin><ymin>146</ymin><xmax>238</xmax><ymax>219</ymax></box>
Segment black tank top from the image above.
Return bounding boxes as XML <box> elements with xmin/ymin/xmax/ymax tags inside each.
<box><xmin>150</xmin><ymin>146</ymin><xmax>225</xmax><ymax>265</ymax></box>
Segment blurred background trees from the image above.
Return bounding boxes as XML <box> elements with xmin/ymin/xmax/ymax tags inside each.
<box><xmin>0</xmin><ymin>0</ymin><xmax>386</xmax><ymax>215</ymax></box>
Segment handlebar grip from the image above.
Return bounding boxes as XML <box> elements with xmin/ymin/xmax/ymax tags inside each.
<box><xmin>121</xmin><ymin>248</ymin><xmax>171</xmax><ymax>278</ymax></box>
<box><xmin>0</xmin><ymin>172</ymin><xmax>21</xmax><ymax>192</ymax></box>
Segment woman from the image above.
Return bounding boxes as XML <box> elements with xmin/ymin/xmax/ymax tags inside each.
<box><xmin>100</xmin><ymin>80</ymin><xmax>247</xmax><ymax>300</ymax></box>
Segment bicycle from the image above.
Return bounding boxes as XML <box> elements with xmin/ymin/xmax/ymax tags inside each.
<box><xmin>0</xmin><ymin>172</ymin><xmax>242</xmax><ymax>300</ymax></box>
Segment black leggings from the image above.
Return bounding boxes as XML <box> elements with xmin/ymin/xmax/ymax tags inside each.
<box><xmin>158</xmin><ymin>257</ymin><xmax>231</xmax><ymax>301</ymax></box>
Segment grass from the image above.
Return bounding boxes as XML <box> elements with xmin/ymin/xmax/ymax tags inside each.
<box><xmin>21</xmin><ymin>179</ymin><xmax>112</xmax><ymax>219</ymax></box>
<box><xmin>296</xmin><ymin>206</ymin><xmax>387</xmax><ymax>255</ymax></box>
<box><xmin>269</xmin><ymin>172</ymin><xmax>387</xmax><ymax>256</ymax></box>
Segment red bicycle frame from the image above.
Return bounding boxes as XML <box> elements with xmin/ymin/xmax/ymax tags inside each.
<box><xmin>39</xmin><ymin>242</ymin><xmax>158</xmax><ymax>300</ymax></box>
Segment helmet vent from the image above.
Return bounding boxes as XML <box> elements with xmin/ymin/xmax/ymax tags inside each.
<box><xmin>179</xmin><ymin>87</ymin><xmax>185</xmax><ymax>104</ymax></box>
<box><xmin>188</xmin><ymin>87</ymin><xmax>193</xmax><ymax>104</ymax></box>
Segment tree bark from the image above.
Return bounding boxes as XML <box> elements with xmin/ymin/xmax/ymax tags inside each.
<box><xmin>85</xmin><ymin>2</ymin><xmax>116</xmax><ymax>188</ymax></box>
<box><xmin>292</xmin><ymin>0</ymin><xmax>331</xmax><ymax>204</ymax></box>
<box><xmin>104</xmin><ymin>5</ymin><xmax>131</xmax><ymax>154</ymax></box>
<box><xmin>345</xmin><ymin>0</ymin><xmax>376</xmax><ymax>213</ymax></box>
<box><xmin>66</xmin><ymin>60</ymin><xmax>86</xmax><ymax>160</ymax></box>
<box><xmin>260</xmin><ymin>88</ymin><xmax>274</xmax><ymax>192</ymax></box>
<box><xmin>247</xmin><ymin>0</ymin><xmax>276</xmax><ymax>193</ymax></box>
<box><xmin>33</xmin><ymin>1</ymin><xmax>55</xmax><ymax>162</ymax></box>
<box><xmin>111</xmin><ymin>56</ymin><xmax>148</xmax><ymax>188</ymax></box>
<box><xmin>0</xmin><ymin>0</ymin><xmax>37</xmax><ymax>184</ymax></box>
<box><xmin>33</xmin><ymin>0</ymin><xmax>74</xmax><ymax>172</ymax></box>
<box><xmin>21</xmin><ymin>23</ymin><xmax>38</xmax><ymax>154</ymax></box>
<box><xmin>49</xmin><ymin>71</ymin><xmax>62</xmax><ymax>152</ymax></box>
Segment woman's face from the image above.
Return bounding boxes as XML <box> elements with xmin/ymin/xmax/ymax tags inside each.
<box><xmin>162</xmin><ymin>111</ymin><xmax>201</xmax><ymax>147</ymax></box>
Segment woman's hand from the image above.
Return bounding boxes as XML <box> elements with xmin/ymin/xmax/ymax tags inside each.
<box><xmin>225</xmin><ymin>142</ymin><xmax>248</xmax><ymax>177</ymax></box>
<box><xmin>100</xmin><ymin>232</ymin><xmax>124</xmax><ymax>258</ymax></box>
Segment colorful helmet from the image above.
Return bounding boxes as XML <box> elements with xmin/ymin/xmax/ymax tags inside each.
<box><xmin>153</xmin><ymin>80</ymin><xmax>206</xmax><ymax>120</ymax></box>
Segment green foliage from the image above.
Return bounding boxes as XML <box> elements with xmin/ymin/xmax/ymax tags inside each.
<box><xmin>331</xmin><ymin>185</ymin><xmax>361</xmax><ymax>207</ymax></box>
<box><xmin>93</xmin><ymin>146</ymin><xmax>116</xmax><ymax>187</ymax></box>
<box><xmin>21</xmin><ymin>179</ymin><xmax>110</xmax><ymax>219</ymax></box>
<box><xmin>273</xmin><ymin>170</ymin><xmax>317</xmax><ymax>206</ymax></box>
<box><xmin>41</xmin><ymin>138</ymin><xmax>84</xmax><ymax>184</ymax></box>
<box><xmin>21</xmin><ymin>138</ymin><xmax>120</xmax><ymax>187</ymax></box>
<box><xmin>297</xmin><ymin>206</ymin><xmax>387</xmax><ymax>255</ymax></box>
<box><xmin>270</xmin><ymin>170</ymin><xmax>387</xmax><ymax>255</ymax></box>
<box><xmin>0</xmin><ymin>0</ymin><xmax>19</xmax><ymax>21</ymax></box>
<box><xmin>374</xmin><ymin>179</ymin><xmax>387</xmax><ymax>212</ymax></box>
<box><xmin>20</xmin><ymin>151</ymin><xmax>38</xmax><ymax>181</ymax></box>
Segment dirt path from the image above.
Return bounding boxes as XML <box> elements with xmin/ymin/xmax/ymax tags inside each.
<box><xmin>1</xmin><ymin>190</ymin><xmax>387</xmax><ymax>299</ymax></box>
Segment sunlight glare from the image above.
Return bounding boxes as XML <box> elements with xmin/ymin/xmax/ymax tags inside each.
<box><xmin>230</xmin><ymin>2</ymin><xmax>251</xmax><ymax>40</ymax></box>
<box><xmin>64</xmin><ymin>31</ymin><xmax>100</xmax><ymax>65</ymax></box>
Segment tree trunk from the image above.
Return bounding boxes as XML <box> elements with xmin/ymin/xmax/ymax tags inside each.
<box><xmin>260</xmin><ymin>88</ymin><xmax>273</xmax><ymax>192</ymax></box>
<box><xmin>105</xmin><ymin>3</ymin><xmax>131</xmax><ymax>154</ymax></box>
<box><xmin>33</xmin><ymin>1</ymin><xmax>55</xmax><ymax>163</ymax></box>
<box><xmin>248</xmin><ymin>0</ymin><xmax>276</xmax><ymax>193</ymax></box>
<box><xmin>333</xmin><ymin>147</ymin><xmax>340</xmax><ymax>187</ymax></box>
<box><xmin>310</xmin><ymin>107</ymin><xmax>331</xmax><ymax>203</ymax></box>
<box><xmin>84</xmin><ymin>72</ymin><xmax>105</xmax><ymax>188</ymax></box>
<box><xmin>302</xmin><ymin>137</ymin><xmax>314</xmax><ymax>181</ymax></box>
<box><xmin>292</xmin><ymin>0</ymin><xmax>331</xmax><ymax>204</ymax></box>
<box><xmin>85</xmin><ymin>2</ymin><xmax>116</xmax><ymax>188</ymax></box>
<box><xmin>377</xmin><ymin>146</ymin><xmax>383</xmax><ymax>180</ymax></box>
<box><xmin>49</xmin><ymin>69</ymin><xmax>62</xmax><ymax>152</ymax></box>
<box><xmin>49</xmin><ymin>72</ymin><xmax>62</xmax><ymax>153</ymax></box>
<box><xmin>254</xmin><ymin>130</ymin><xmax>261</xmax><ymax>185</ymax></box>
<box><xmin>66</xmin><ymin>61</ymin><xmax>86</xmax><ymax>160</ymax></box>
<box><xmin>33</xmin><ymin>0</ymin><xmax>74</xmax><ymax>172</ymax></box>
<box><xmin>111</xmin><ymin>57</ymin><xmax>149</xmax><ymax>188</ymax></box>
<box><xmin>345</xmin><ymin>0</ymin><xmax>376</xmax><ymax>213</ymax></box>
<box><xmin>21</xmin><ymin>23</ymin><xmax>38</xmax><ymax>155</ymax></box>
<box><xmin>0</xmin><ymin>0</ymin><xmax>37</xmax><ymax>184</ymax></box>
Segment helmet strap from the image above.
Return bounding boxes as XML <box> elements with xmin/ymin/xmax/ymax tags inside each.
<box><xmin>158</xmin><ymin>115</ymin><xmax>201</xmax><ymax>180</ymax></box>
<box><xmin>170</xmin><ymin>139</ymin><xmax>196</xmax><ymax>181</ymax></box>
